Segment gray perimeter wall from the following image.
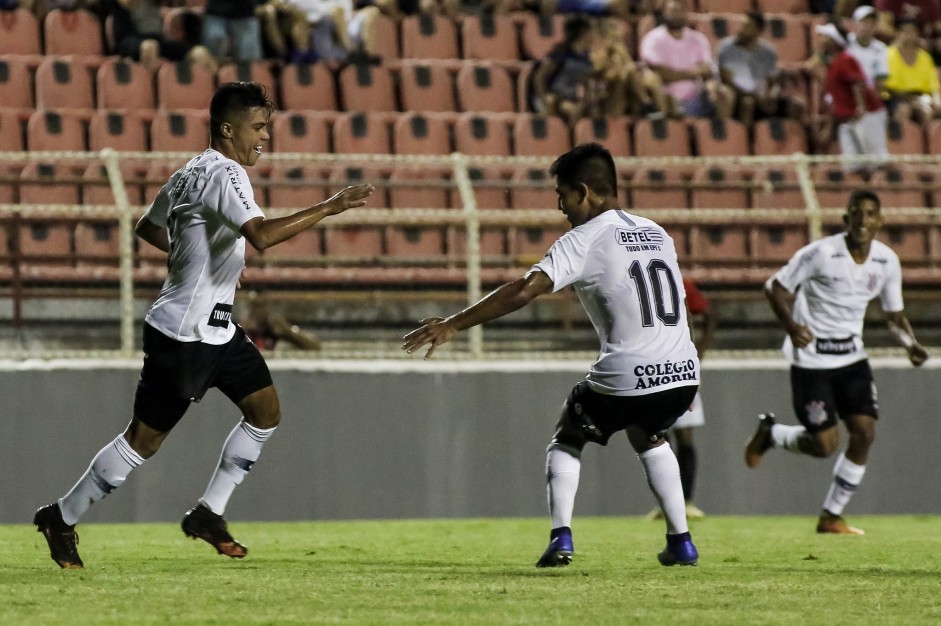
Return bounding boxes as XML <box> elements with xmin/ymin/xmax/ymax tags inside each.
<box><xmin>2</xmin><ymin>360</ymin><xmax>940</xmax><ymax>523</ymax></box>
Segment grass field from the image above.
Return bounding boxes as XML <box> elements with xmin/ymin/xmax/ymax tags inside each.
<box><xmin>3</xmin><ymin>515</ymin><xmax>940</xmax><ymax>625</ymax></box>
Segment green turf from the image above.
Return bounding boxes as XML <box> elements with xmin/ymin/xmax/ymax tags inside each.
<box><xmin>3</xmin><ymin>516</ymin><xmax>940</xmax><ymax>625</ymax></box>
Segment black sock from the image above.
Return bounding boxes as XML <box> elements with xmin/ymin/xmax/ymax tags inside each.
<box><xmin>676</xmin><ymin>444</ymin><xmax>697</xmax><ymax>501</ymax></box>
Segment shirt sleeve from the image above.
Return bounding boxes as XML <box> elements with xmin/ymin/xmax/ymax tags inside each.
<box><xmin>210</xmin><ymin>162</ymin><xmax>266</xmax><ymax>232</ymax></box>
<box><xmin>639</xmin><ymin>29</ymin><xmax>664</xmax><ymax>66</ymax></box>
<box><xmin>879</xmin><ymin>251</ymin><xmax>905</xmax><ymax>313</ymax></box>
<box><xmin>836</xmin><ymin>53</ymin><xmax>866</xmax><ymax>86</ymax></box>
<box><xmin>683</xmin><ymin>279</ymin><xmax>710</xmax><ymax>314</ymax></box>
<box><xmin>142</xmin><ymin>182</ymin><xmax>171</xmax><ymax>228</ymax></box>
<box><xmin>774</xmin><ymin>242</ymin><xmax>821</xmax><ymax>294</ymax></box>
<box><xmin>530</xmin><ymin>228</ymin><xmax>591</xmax><ymax>293</ymax></box>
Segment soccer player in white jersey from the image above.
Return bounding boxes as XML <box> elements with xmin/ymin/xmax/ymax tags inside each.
<box><xmin>403</xmin><ymin>143</ymin><xmax>701</xmax><ymax>567</ymax></box>
<box><xmin>745</xmin><ymin>189</ymin><xmax>928</xmax><ymax>535</ymax></box>
<box><xmin>33</xmin><ymin>82</ymin><xmax>374</xmax><ymax>569</ymax></box>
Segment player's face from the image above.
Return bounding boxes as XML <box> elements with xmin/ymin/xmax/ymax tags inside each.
<box><xmin>227</xmin><ymin>106</ymin><xmax>271</xmax><ymax>167</ymax></box>
<box><xmin>844</xmin><ymin>199</ymin><xmax>882</xmax><ymax>246</ymax></box>
<box><xmin>555</xmin><ymin>183</ymin><xmax>589</xmax><ymax>227</ymax></box>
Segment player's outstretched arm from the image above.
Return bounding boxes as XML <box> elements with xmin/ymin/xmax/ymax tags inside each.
<box><xmin>240</xmin><ymin>183</ymin><xmax>374</xmax><ymax>251</ymax></box>
<box><xmin>402</xmin><ymin>271</ymin><xmax>554</xmax><ymax>359</ymax></box>
<box><xmin>885</xmin><ymin>311</ymin><xmax>929</xmax><ymax>366</ymax></box>
<box><xmin>765</xmin><ymin>278</ymin><xmax>813</xmax><ymax>348</ymax></box>
<box><xmin>135</xmin><ymin>215</ymin><xmax>170</xmax><ymax>253</ymax></box>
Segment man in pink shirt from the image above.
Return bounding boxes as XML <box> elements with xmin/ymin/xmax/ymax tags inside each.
<box><xmin>640</xmin><ymin>0</ymin><xmax>733</xmax><ymax>119</ymax></box>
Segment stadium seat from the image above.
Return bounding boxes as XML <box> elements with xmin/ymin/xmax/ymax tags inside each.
<box><xmin>89</xmin><ymin>110</ymin><xmax>148</xmax><ymax>152</ymax></box>
<box><xmin>0</xmin><ymin>109</ymin><xmax>24</xmax><ymax>152</ymax></box>
<box><xmin>509</xmin><ymin>167</ymin><xmax>555</xmax><ymax>211</ymax></box>
<box><xmin>259</xmin><ymin>228</ymin><xmax>322</xmax><ymax>263</ymax></box>
<box><xmin>868</xmin><ymin>167</ymin><xmax>929</xmax><ymax>209</ymax></box>
<box><xmin>332</xmin><ymin>112</ymin><xmax>392</xmax><ymax>154</ymax></box>
<box><xmin>519</xmin><ymin>14</ymin><xmax>566</xmax><ymax>61</ymax></box>
<box><xmin>881</xmin><ymin>223</ymin><xmax>930</xmax><ymax>262</ymax></box>
<box><xmin>266</xmin><ymin>162</ymin><xmax>330</xmax><ymax>209</ymax></box>
<box><xmin>450</xmin><ymin>166</ymin><xmax>511</xmax><ymax>259</ymax></box>
<box><xmin>456</xmin><ymin>63</ymin><xmax>516</xmax><ymax>113</ymax></box>
<box><xmin>81</xmin><ymin>162</ymin><xmax>146</xmax><ymax>206</ymax></box>
<box><xmin>690</xmin><ymin>224</ymin><xmax>749</xmax><ymax>262</ymax></box>
<box><xmin>752</xmin><ymin>167</ymin><xmax>804</xmax><ymax>211</ymax></box>
<box><xmin>763</xmin><ymin>14</ymin><xmax>809</xmax><ymax>66</ymax></box>
<box><xmin>0</xmin><ymin>8</ymin><xmax>41</xmax><ymax>56</ymax></box>
<box><xmin>691</xmin><ymin>118</ymin><xmax>750</xmax><ymax>156</ymax></box>
<box><xmin>217</xmin><ymin>62</ymin><xmax>279</xmax><ymax>108</ymax></box>
<box><xmin>35</xmin><ymin>57</ymin><xmax>95</xmax><ymax>111</ymax></box>
<box><xmin>696</xmin><ymin>0</ymin><xmax>752</xmax><ymax>11</ymax></box>
<box><xmin>18</xmin><ymin>161</ymin><xmax>81</xmax><ymax>206</ymax></box>
<box><xmin>150</xmin><ymin>110</ymin><xmax>209</xmax><ymax>153</ymax></box>
<box><xmin>928</xmin><ymin>119</ymin><xmax>941</xmax><ymax>155</ymax></box>
<box><xmin>26</xmin><ymin>110</ymin><xmax>86</xmax><ymax>151</ymax></box>
<box><xmin>398</xmin><ymin>63</ymin><xmax>457</xmax><ymax>113</ymax></box>
<box><xmin>401</xmin><ymin>13</ymin><xmax>459</xmax><ymax>60</ymax></box>
<box><xmin>386</xmin><ymin>167</ymin><xmax>449</xmax><ymax>258</ymax></box>
<box><xmin>886</xmin><ymin>118</ymin><xmax>927</xmax><ymax>155</ymax></box>
<box><xmin>44</xmin><ymin>9</ymin><xmax>105</xmax><ymax>57</ymax></box>
<box><xmin>752</xmin><ymin>118</ymin><xmax>807</xmax><ymax>156</ymax></box>
<box><xmin>688</xmin><ymin>14</ymin><xmax>746</xmax><ymax>50</ymax></box>
<box><xmin>0</xmin><ymin>57</ymin><xmax>34</xmax><ymax>110</ymax></box>
<box><xmin>515</xmin><ymin>224</ymin><xmax>564</xmax><ymax>261</ymax></box>
<box><xmin>96</xmin><ymin>58</ymin><xmax>155</xmax><ymax>111</ymax></box>
<box><xmin>280</xmin><ymin>63</ymin><xmax>337</xmax><ymax>112</ymax></box>
<box><xmin>628</xmin><ymin>167</ymin><xmax>689</xmax><ymax>211</ymax></box>
<box><xmin>156</xmin><ymin>61</ymin><xmax>215</xmax><ymax>111</ymax></box>
<box><xmin>690</xmin><ymin>166</ymin><xmax>751</xmax><ymax>210</ymax></box>
<box><xmin>633</xmin><ymin>118</ymin><xmax>691</xmax><ymax>157</ymax></box>
<box><xmin>454</xmin><ymin>112</ymin><xmax>511</xmax><ymax>156</ymax></box>
<box><xmin>750</xmin><ymin>223</ymin><xmax>809</xmax><ymax>263</ymax></box>
<box><xmin>755</xmin><ymin>0</ymin><xmax>810</xmax><ymax>11</ymax></box>
<box><xmin>373</xmin><ymin>13</ymin><xmax>400</xmax><ymax>59</ymax></box>
<box><xmin>270</xmin><ymin>111</ymin><xmax>331</xmax><ymax>153</ymax></box>
<box><xmin>393</xmin><ymin>113</ymin><xmax>452</xmax><ymax>155</ymax></box>
<box><xmin>17</xmin><ymin>217</ymin><xmax>74</xmax><ymax>263</ymax></box>
<box><xmin>74</xmin><ymin>220</ymin><xmax>121</xmax><ymax>265</ymax></box>
<box><xmin>338</xmin><ymin>63</ymin><xmax>397</xmax><ymax>112</ymax></box>
<box><xmin>812</xmin><ymin>166</ymin><xmax>866</xmax><ymax>210</ymax></box>
<box><xmin>323</xmin><ymin>165</ymin><xmax>387</xmax><ymax>259</ymax></box>
<box><xmin>461</xmin><ymin>14</ymin><xmax>519</xmax><ymax>61</ymax></box>
<box><xmin>573</xmin><ymin>117</ymin><xmax>632</xmax><ymax>157</ymax></box>
<box><xmin>512</xmin><ymin>114</ymin><xmax>571</xmax><ymax>156</ymax></box>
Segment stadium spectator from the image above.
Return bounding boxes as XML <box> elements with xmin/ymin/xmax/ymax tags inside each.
<box><xmin>590</xmin><ymin>18</ymin><xmax>666</xmax><ymax>117</ymax></box>
<box><xmin>718</xmin><ymin>11</ymin><xmax>805</xmax><ymax>128</ymax></box>
<box><xmin>639</xmin><ymin>0</ymin><xmax>734</xmax><ymax>120</ymax></box>
<box><xmin>531</xmin><ymin>15</ymin><xmax>597</xmax><ymax>125</ymax></box>
<box><xmin>288</xmin><ymin>0</ymin><xmax>381</xmax><ymax>63</ymax></box>
<box><xmin>807</xmin><ymin>22</ymin><xmax>888</xmax><ymax>172</ymax></box>
<box><xmin>746</xmin><ymin>189</ymin><xmax>928</xmax><ymax>536</ymax></box>
<box><xmin>403</xmin><ymin>143</ymin><xmax>701</xmax><ymax>569</ymax></box>
<box><xmin>202</xmin><ymin>0</ymin><xmax>265</xmax><ymax>63</ymax></box>
<box><xmin>846</xmin><ymin>6</ymin><xmax>889</xmax><ymax>97</ymax></box>
<box><xmin>257</xmin><ymin>0</ymin><xmax>317</xmax><ymax>63</ymax></box>
<box><xmin>110</xmin><ymin>0</ymin><xmax>217</xmax><ymax>73</ymax></box>
<box><xmin>884</xmin><ymin>18</ymin><xmax>941</xmax><ymax>122</ymax></box>
<box><xmin>32</xmin><ymin>82</ymin><xmax>374</xmax><ymax>569</ymax></box>
<box><xmin>241</xmin><ymin>290</ymin><xmax>322</xmax><ymax>351</ymax></box>
<box><xmin>875</xmin><ymin>0</ymin><xmax>941</xmax><ymax>61</ymax></box>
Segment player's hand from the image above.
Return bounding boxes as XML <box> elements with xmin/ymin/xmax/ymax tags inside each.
<box><xmin>908</xmin><ymin>343</ymin><xmax>929</xmax><ymax>367</ymax></box>
<box><xmin>787</xmin><ymin>322</ymin><xmax>814</xmax><ymax>348</ymax></box>
<box><xmin>402</xmin><ymin>317</ymin><xmax>458</xmax><ymax>360</ymax></box>
<box><xmin>322</xmin><ymin>184</ymin><xmax>374</xmax><ymax>216</ymax></box>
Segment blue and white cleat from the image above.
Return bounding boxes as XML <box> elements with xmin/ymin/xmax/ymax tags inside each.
<box><xmin>535</xmin><ymin>526</ymin><xmax>574</xmax><ymax>568</ymax></box>
<box><xmin>658</xmin><ymin>532</ymin><xmax>699</xmax><ymax>566</ymax></box>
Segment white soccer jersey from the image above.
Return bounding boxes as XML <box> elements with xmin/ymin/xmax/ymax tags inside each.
<box><xmin>773</xmin><ymin>233</ymin><xmax>904</xmax><ymax>369</ymax></box>
<box><xmin>143</xmin><ymin>149</ymin><xmax>266</xmax><ymax>344</ymax></box>
<box><xmin>532</xmin><ymin>210</ymin><xmax>700</xmax><ymax>396</ymax></box>
<box><xmin>847</xmin><ymin>34</ymin><xmax>889</xmax><ymax>88</ymax></box>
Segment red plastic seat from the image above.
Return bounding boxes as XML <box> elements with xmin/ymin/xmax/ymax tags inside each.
<box><xmin>44</xmin><ymin>9</ymin><xmax>104</xmax><ymax>57</ymax></box>
<box><xmin>217</xmin><ymin>61</ymin><xmax>279</xmax><ymax>108</ymax></box>
<box><xmin>456</xmin><ymin>63</ymin><xmax>516</xmax><ymax>113</ymax></box>
<box><xmin>690</xmin><ymin>166</ymin><xmax>751</xmax><ymax>210</ymax></box>
<box><xmin>752</xmin><ymin>167</ymin><xmax>804</xmax><ymax>211</ymax></box>
<box><xmin>266</xmin><ymin>162</ymin><xmax>330</xmax><ymax>209</ymax></box>
<box><xmin>0</xmin><ymin>57</ymin><xmax>34</xmax><ymax>110</ymax></box>
<box><xmin>691</xmin><ymin>118</ymin><xmax>750</xmax><ymax>156</ymax></box>
<box><xmin>454</xmin><ymin>112</ymin><xmax>511</xmax><ymax>156</ymax></box>
<box><xmin>509</xmin><ymin>166</ymin><xmax>555</xmax><ymax>210</ymax></box>
<box><xmin>513</xmin><ymin>114</ymin><xmax>571</xmax><ymax>157</ymax></box>
<box><xmin>628</xmin><ymin>167</ymin><xmax>689</xmax><ymax>211</ymax></box>
<box><xmin>697</xmin><ymin>0</ymin><xmax>752</xmax><ymax>11</ymax></box>
<box><xmin>868</xmin><ymin>167</ymin><xmax>929</xmax><ymax>208</ymax></box>
<box><xmin>156</xmin><ymin>61</ymin><xmax>215</xmax><ymax>111</ymax></box>
<box><xmin>0</xmin><ymin>8</ymin><xmax>41</xmax><ymax>56</ymax></box>
<box><xmin>280</xmin><ymin>63</ymin><xmax>337</xmax><ymax>112</ymax></box>
<box><xmin>518</xmin><ymin>14</ymin><xmax>566</xmax><ymax>61</ymax></box>
<box><xmin>386</xmin><ymin>167</ymin><xmax>449</xmax><ymax>258</ymax></box>
<box><xmin>270</xmin><ymin>111</ymin><xmax>331</xmax><ymax>153</ymax></box>
<box><xmin>752</xmin><ymin>118</ymin><xmax>808</xmax><ymax>156</ymax></box>
<box><xmin>881</xmin><ymin>223</ymin><xmax>930</xmax><ymax>262</ymax></box>
<box><xmin>574</xmin><ymin>117</ymin><xmax>632</xmax><ymax>157</ymax></box>
<box><xmin>690</xmin><ymin>224</ymin><xmax>749</xmax><ymax>263</ymax></box>
<box><xmin>751</xmin><ymin>222</ymin><xmax>809</xmax><ymax>263</ymax></box>
<box><xmin>0</xmin><ymin>109</ymin><xmax>25</xmax><ymax>152</ymax></box>
<box><xmin>401</xmin><ymin>14</ymin><xmax>459</xmax><ymax>60</ymax></box>
<box><xmin>74</xmin><ymin>220</ymin><xmax>121</xmax><ymax>265</ymax></box>
<box><xmin>338</xmin><ymin>63</ymin><xmax>397</xmax><ymax>112</ymax></box>
<box><xmin>17</xmin><ymin>217</ymin><xmax>74</xmax><ymax>262</ymax></box>
<box><xmin>461</xmin><ymin>14</ymin><xmax>519</xmax><ymax>61</ymax></box>
<box><xmin>81</xmin><ymin>161</ymin><xmax>146</xmax><ymax>206</ymax></box>
<box><xmin>27</xmin><ymin>110</ymin><xmax>87</xmax><ymax>151</ymax></box>
<box><xmin>886</xmin><ymin>118</ymin><xmax>927</xmax><ymax>155</ymax></box>
<box><xmin>150</xmin><ymin>110</ymin><xmax>209</xmax><ymax>153</ymax></box>
<box><xmin>812</xmin><ymin>166</ymin><xmax>866</xmax><ymax>211</ymax></box>
<box><xmin>633</xmin><ymin>118</ymin><xmax>691</xmax><ymax>157</ymax></box>
<box><xmin>763</xmin><ymin>14</ymin><xmax>809</xmax><ymax>66</ymax></box>
<box><xmin>688</xmin><ymin>13</ymin><xmax>746</xmax><ymax>51</ymax></box>
<box><xmin>393</xmin><ymin>113</ymin><xmax>452</xmax><ymax>155</ymax></box>
<box><xmin>19</xmin><ymin>161</ymin><xmax>81</xmax><ymax>206</ymax></box>
<box><xmin>451</xmin><ymin>166</ymin><xmax>510</xmax><ymax>259</ymax></box>
<box><xmin>332</xmin><ymin>112</ymin><xmax>392</xmax><ymax>154</ymax></box>
<box><xmin>373</xmin><ymin>13</ymin><xmax>400</xmax><ymax>59</ymax></box>
<box><xmin>35</xmin><ymin>57</ymin><xmax>95</xmax><ymax>111</ymax></box>
<box><xmin>89</xmin><ymin>110</ymin><xmax>148</xmax><ymax>152</ymax></box>
<box><xmin>398</xmin><ymin>63</ymin><xmax>457</xmax><ymax>113</ymax></box>
<box><xmin>97</xmin><ymin>58</ymin><xmax>156</xmax><ymax>110</ymax></box>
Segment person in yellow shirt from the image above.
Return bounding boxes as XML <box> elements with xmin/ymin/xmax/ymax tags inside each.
<box><xmin>885</xmin><ymin>18</ymin><xmax>941</xmax><ymax>123</ymax></box>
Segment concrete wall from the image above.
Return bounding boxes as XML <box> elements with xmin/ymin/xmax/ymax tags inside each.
<box><xmin>2</xmin><ymin>358</ymin><xmax>939</xmax><ymax>524</ymax></box>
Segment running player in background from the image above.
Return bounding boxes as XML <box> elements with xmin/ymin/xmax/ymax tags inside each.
<box><xmin>745</xmin><ymin>189</ymin><xmax>927</xmax><ymax>535</ymax></box>
<box><xmin>403</xmin><ymin>143</ymin><xmax>701</xmax><ymax>568</ymax></box>
<box><xmin>33</xmin><ymin>82</ymin><xmax>373</xmax><ymax>569</ymax></box>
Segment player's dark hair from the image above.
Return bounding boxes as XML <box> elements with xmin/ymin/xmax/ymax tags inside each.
<box><xmin>847</xmin><ymin>189</ymin><xmax>880</xmax><ymax>212</ymax></box>
<box><xmin>549</xmin><ymin>143</ymin><xmax>618</xmax><ymax>198</ymax></box>
<box><xmin>209</xmin><ymin>82</ymin><xmax>273</xmax><ymax>137</ymax></box>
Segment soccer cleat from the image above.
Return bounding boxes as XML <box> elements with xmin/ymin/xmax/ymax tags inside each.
<box><xmin>34</xmin><ymin>503</ymin><xmax>83</xmax><ymax>569</ymax></box>
<box><xmin>535</xmin><ymin>527</ymin><xmax>574</xmax><ymax>568</ymax></box>
<box><xmin>744</xmin><ymin>413</ymin><xmax>776</xmax><ymax>468</ymax></box>
<box><xmin>685</xmin><ymin>502</ymin><xmax>706</xmax><ymax>519</ymax></box>
<box><xmin>816</xmin><ymin>512</ymin><xmax>865</xmax><ymax>535</ymax></box>
<box><xmin>645</xmin><ymin>507</ymin><xmax>664</xmax><ymax>521</ymax></box>
<box><xmin>181</xmin><ymin>503</ymin><xmax>248</xmax><ymax>558</ymax></box>
<box><xmin>658</xmin><ymin>532</ymin><xmax>699</xmax><ymax>566</ymax></box>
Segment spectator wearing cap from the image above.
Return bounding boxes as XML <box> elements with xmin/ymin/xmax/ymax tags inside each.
<box><xmin>640</xmin><ymin>0</ymin><xmax>734</xmax><ymax>119</ymax></box>
<box><xmin>717</xmin><ymin>11</ymin><xmax>804</xmax><ymax>128</ymax></box>
<box><xmin>809</xmin><ymin>22</ymin><xmax>888</xmax><ymax>172</ymax></box>
<box><xmin>885</xmin><ymin>18</ymin><xmax>941</xmax><ymax>122</ymax></box>
<box><xmin>847</xmin><ymin>5</ymin><xmax>890</xmax><ymax>97</ymax></box>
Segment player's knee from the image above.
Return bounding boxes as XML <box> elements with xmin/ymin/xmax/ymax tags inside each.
<box><xmin>848</xmin><ymin>425</ymin><xmax>876</xmax><ymax>450</ymax></box>
<box><xmin>809</xmin><ymin>431</ymin><xmax>839</xmax><ymax>458</ymax></box>
<box><xmin>124</xmin><ymin>420</ymin><xmax>167</xmax><ymax>459</ymax></box>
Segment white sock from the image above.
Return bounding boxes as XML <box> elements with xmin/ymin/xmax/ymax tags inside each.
<box><xmin>822</xmin><ymin>453</ymin><xmax>866</xmax><ymax>516</ymax></box>
<box><xmin>771</xmin><ymin>423</ymin><xmax>805</xmax><ymax>453</ymax></box>
<box><xmin>546</xmin><ymin>447</ymin><xmax>580</xmax><ymax>529</ymax></box>
<box><xmin>199</xmin><ymin>418</ymin><xmax>276</xmax><ymax>515</ymax></box>
<box><xmin>638</xmin><ymin>443</ymin><xmax>687</xmax><ymax>535</ymax></box>
<box><xmin>59</xmin><ymin>434</ymin><xmax>144</xmax><ymax>525</ymax></box>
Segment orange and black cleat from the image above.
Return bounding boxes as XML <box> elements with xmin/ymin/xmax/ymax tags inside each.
<box><xmin>34</xmin><ymin>503</ymin><xmax>84</xmax><ymax>569</ymax></box>
<box><xmin>181</xmin><ymin>503</ymin><xmax>248</xmax><ymax>558</ymax></box>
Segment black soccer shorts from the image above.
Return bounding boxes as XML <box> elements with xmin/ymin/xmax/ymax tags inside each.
<box><xmin>564</xmin><ymin>381</ymin><xmax>699</xmax><ymax>446</ymax></box>
<box><xmin>133</xmin><ymin>323</ymin><xmax>274</xmax><ymax>432</ymax></box>
<box><xmin>790</xmin><ymin>359</ymin><xmax>879</xmax><ymax>433</ymax></box>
